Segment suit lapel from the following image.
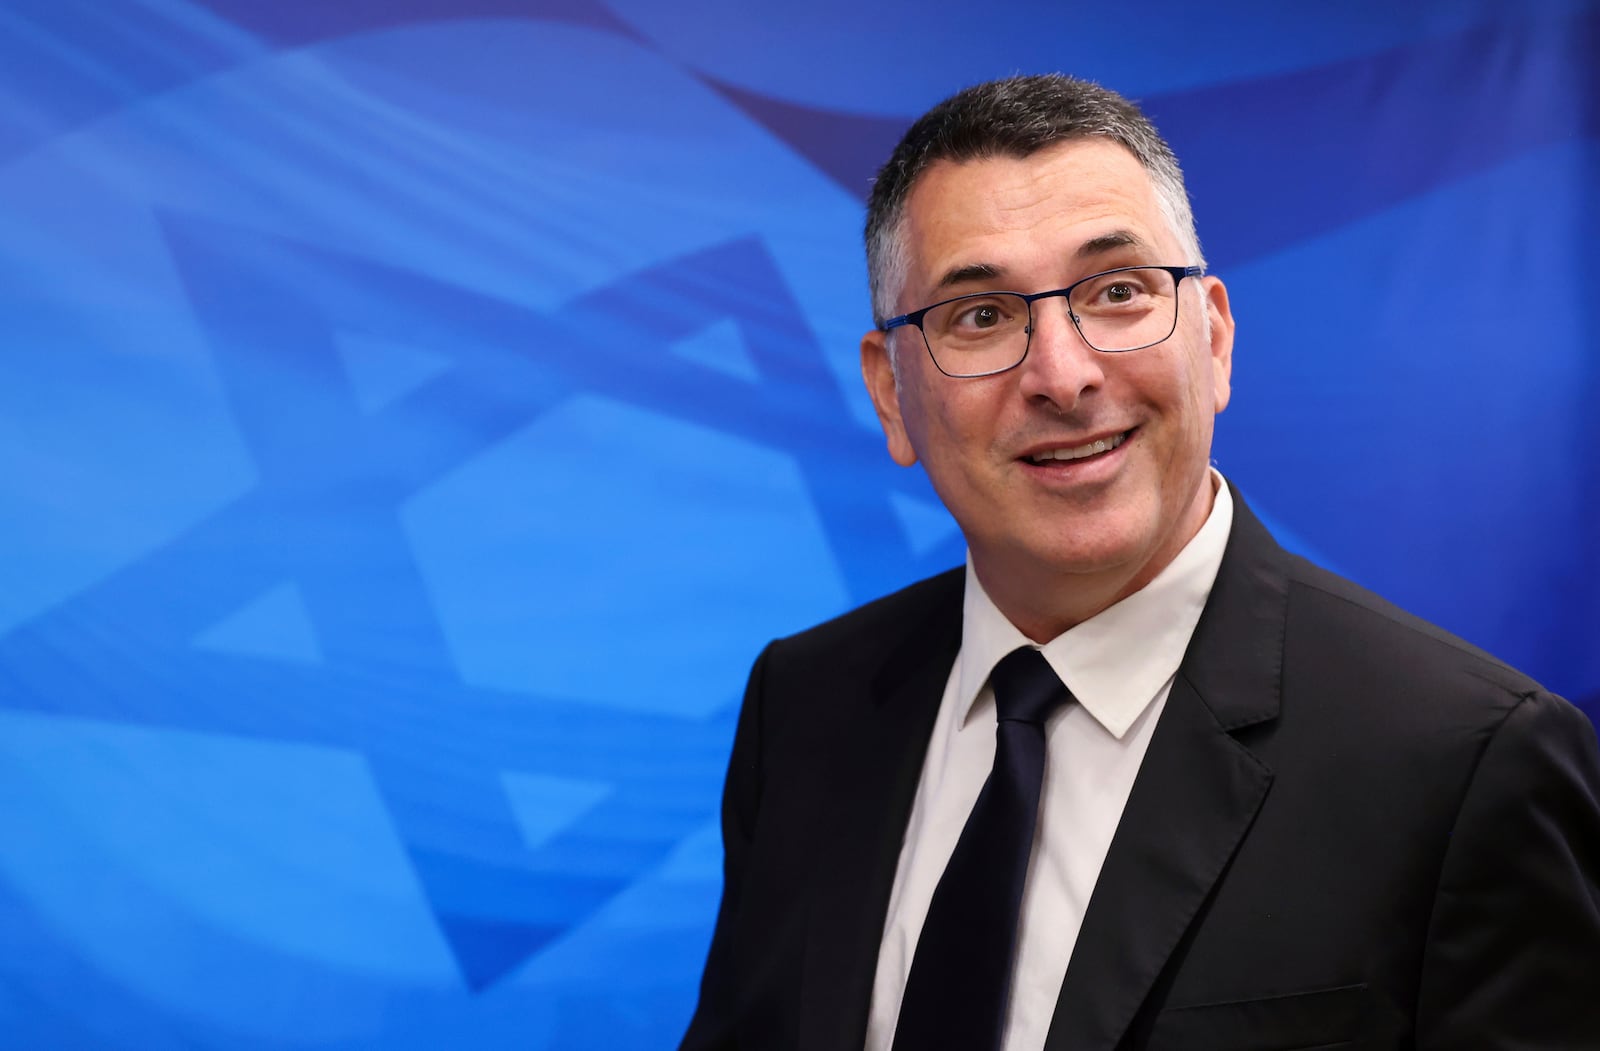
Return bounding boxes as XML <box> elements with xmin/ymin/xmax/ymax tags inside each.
<box><xmin>798</xmin><ymin>571</ymin><xmax>964</xmax><ymax>1051</ymax></box>
<box><xmin>1042</xmin><ymin>676</ymin><xmax>1273</xmax><ymax>1051</ymax></box>
<box><xmin>1044</xmin><ymin>491</ymin><xmax>1291</xmax><ymax>1051</ymax></box>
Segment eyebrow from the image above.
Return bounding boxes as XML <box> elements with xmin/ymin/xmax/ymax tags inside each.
<box><xmin>929</xmin><ymin>230</ymin><xmax>1154</xmax><ymax>294</ymax></box>
<box><xmin>1075</xmin><ymin>229</ymin><xmax>1147</xmax><ymax>259</ymax></box>
<box><xmin>933</xmin><ymin>262</ymin><xmax>1005</xmax><ymax>293</ymax></box>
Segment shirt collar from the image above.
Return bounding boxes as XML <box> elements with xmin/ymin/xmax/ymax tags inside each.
<box><xmin>955</xmin><ymin>470</ymin><xmax>1234</xmax><ymax>739</ymax></box>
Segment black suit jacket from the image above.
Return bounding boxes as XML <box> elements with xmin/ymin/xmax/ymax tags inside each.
<box><xmin>681</xmin><ymin>492</ymin><xmax>1600</xmax><ymax>1050</ymax></box>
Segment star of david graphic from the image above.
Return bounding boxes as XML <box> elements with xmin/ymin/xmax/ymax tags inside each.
<box><xmin>1</xmin><ymin>2</ymin><xmax>1595</xmax><ymax>1011</ymax></box>
<box><xmin>0</xmin><ymin>212</ymin><xmax>961</xmax><ymax>990</ymax></box>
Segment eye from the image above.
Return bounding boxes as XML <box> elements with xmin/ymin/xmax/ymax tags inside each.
<box><xmin>925</xmin><ymin>293</ymin><xmax>1026</xmax><ymax>343</ymax></box>
<box><xmin>941</xmin><ymin>296</ymin><xmax>1023</xmax><ymax>335</ymax></box>
<box><xmin>957</xmin><ymin>303</ymin><xmax>1004</xmax><ymax>329</ymax></box>
<box><xmin>1096</xmin><ymin>277</ymin><xmax>1151</xmax><ymax>305</ymax></box>
<box><xmin>1075</xmin><ymin>270</ymin><xmax>1158</xmax><ymax>313</ymax></box>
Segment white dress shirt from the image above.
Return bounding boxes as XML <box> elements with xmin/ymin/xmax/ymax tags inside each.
<box><xmin>864</xmin><ymin>473</ymin><xmax>1234</xmax><ymax>1051</ymax></box>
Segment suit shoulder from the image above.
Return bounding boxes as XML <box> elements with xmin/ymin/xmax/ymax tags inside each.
<box><xmin>770</xmin><ymin>566</ymin><xmax>963</xmax><ymax>667</ymax></box>
<box><xmin>1281</xmin><ymin>552</ymin><xmax>1545</xmax><ymax>703</ymax></box>
<box><xmin>744</xmin><ymin>568</ymin><xmax>961</xmax><ymax>743</ymax></box>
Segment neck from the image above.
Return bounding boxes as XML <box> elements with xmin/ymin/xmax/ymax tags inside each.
<box><xmin>974</xmin><ymin>474</ymin><xmax>1219</xmax><ymax>643</ymax></box>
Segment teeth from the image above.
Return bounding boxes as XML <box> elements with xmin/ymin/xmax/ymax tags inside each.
<box><xmin>1030</xmin><ymin>431</ymin><xmax>1127</xmax><ymax>463</ymax></box>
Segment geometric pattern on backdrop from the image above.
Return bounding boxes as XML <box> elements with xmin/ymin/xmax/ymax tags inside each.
<box><xmin>0</xmin><ymin>2</ymin><xmax>1594</xmax><ymax>1047</ymax></box>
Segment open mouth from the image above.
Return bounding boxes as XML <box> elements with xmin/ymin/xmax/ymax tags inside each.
<box><xmin>1023</xmin><ymin>428</ymin><xmax>1134</xmax><ymax>466</ymax></box>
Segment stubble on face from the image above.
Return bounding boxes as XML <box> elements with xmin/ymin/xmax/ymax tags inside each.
<box><xmin>860</xmin><ymin>139</ymin><xmax>1235</xmax><ymax>641</ymax></box>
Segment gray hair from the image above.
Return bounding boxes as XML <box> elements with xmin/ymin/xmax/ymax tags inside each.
<box><xmin>865</xmin><ymin>74</ymin><xmax>1204</xmax><ymax>327</ymax></box>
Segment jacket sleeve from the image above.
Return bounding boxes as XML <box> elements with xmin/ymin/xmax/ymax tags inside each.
<box><xmin>1416</xmin><ymin>690</ymin><xmax>1600</xmax><ymax>1048</ymax></box>
<box><xmin>678</xmin><ymin>644</ymin><xmax>773</xmax><ymax>1051</ymax></box>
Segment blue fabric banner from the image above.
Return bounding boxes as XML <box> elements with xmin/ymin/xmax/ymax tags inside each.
<box><xmin>0</xmin><ymin>1</ymin><xmax>1594</xmax><ymax>1046</ymax></box>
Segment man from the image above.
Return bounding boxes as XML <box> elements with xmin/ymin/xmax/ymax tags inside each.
<box><xmin>681</xmin><ymin>75</ymin><xmax>1600</xmax><ymax>1050</ymax></box>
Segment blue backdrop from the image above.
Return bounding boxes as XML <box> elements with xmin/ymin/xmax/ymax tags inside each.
<box><xmin>1</xmin><ymin>2</ymin><xmax>1596</xmax><ymax>1047</ymax></box>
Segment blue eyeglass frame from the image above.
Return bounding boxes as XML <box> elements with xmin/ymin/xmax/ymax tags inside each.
<box><xmin>880</xmin><ymin>264</ymin><xmax>1206</xmax><ymax>378</ymax></box>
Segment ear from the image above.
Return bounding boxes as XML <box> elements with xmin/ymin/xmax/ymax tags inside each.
<box><xmin>860</xmin><ymin>328</ymin><xmax>919</xmax><ymax>467</ymax></box>
<box><xmin>1202</xmin><ymin>275</ymin><xmax>1235</xmax><ymax>414</ymax></box>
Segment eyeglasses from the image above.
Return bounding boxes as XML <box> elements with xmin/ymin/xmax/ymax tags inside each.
<box><xmin>881</xmin><ymin>265</ymin><xmax>1205</xmax><ymax>378</ymax></box>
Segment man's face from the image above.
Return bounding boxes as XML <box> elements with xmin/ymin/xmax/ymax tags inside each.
<box><xmin>861</xmin><ymin>138</ymin><xmax>1235</xmax><ymax>638</ymax></box>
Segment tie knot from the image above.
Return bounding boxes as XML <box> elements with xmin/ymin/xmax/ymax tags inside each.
<box><xmin>989</xmin><ymin>647</ymin><xmax>1071</xmax><ymax>726</ymax></box>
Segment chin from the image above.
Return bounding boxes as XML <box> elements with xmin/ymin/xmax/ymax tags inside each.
<box><xmin>1014</xmin><ymin>529</ymin><xmax>1153</xmax><ymax>581</ymax></box>
<box><xmin>1043</xmin><ymin>508</ymin><xmax>1161</xmax><ymax>568</ymax></box>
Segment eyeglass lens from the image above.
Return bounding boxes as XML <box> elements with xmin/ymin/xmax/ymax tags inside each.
<box><xmin>920</xmin><ymin>267</ymin><xmax>1181</xmax><ymax>376</ymax></box>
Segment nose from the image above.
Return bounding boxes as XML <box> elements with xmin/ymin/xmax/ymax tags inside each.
<box><xmin>1015</xmin><ymin>295</ymin><xmax>1105</xmax><ymax>411</ymax></box>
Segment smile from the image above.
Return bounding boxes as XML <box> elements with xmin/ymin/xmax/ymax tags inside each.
<box><xmin>1023</xmin><ymin>430</ymin><xmax>1132</xmax><ymax>465</ymax></box>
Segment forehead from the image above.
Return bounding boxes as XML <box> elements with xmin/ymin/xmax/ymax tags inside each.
<box><xmin>898</xmin><ymin>138</ymin><xmax>1174</xmax><ymax>300</ymax></box>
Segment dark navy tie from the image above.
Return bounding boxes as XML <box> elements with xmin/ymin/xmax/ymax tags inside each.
<box><xmin>891</xmin><ymin>646</ymin><xmax>1072</xmax><ymax>1051</ymax></box>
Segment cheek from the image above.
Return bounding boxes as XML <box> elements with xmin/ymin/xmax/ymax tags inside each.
<box><xmin>1211</xmin><ymin>363</ymin><xmax>1231</xmax><ymax>413</ymax></box>
<box><xmin>907</xmin><ymin>376</ymin><xmax>971</xmax><ymax>439</ymax></box>
<box><xmin>905</xmin><ymin>385</ymin><xmax>1006</xmax><ymax>488</ymax></box>
<box><xmin>1178</xmin><ymin>357</ymin><xmax>1221</xmax><ymax>467</ymax></box>
<box><xmin>1135</xmin><ymin>348</ymin><xmax>1215</xmax><ymax>466</ymax></box>
<box><xmin>895</xmin><ymin>378</ymin><xmax>935</xmax><ymax>449</ymax></box>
